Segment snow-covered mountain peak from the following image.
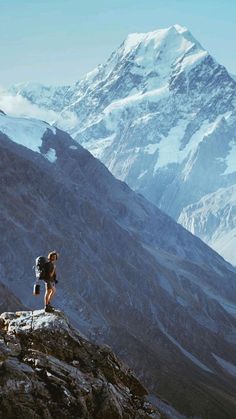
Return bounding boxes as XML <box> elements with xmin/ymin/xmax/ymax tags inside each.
<box><xmin>121</xmin><ymin>27</ymin><xmax>174</xmax><ymax>54</ymax></box>
<box><xmin>120</xmin><ymin>24</ymin><xmax>205</xmax><ymax>68</ymax></box>
<box><xmin>85</xmin><ymin>23</ymin><xmax>207</xmax><ymax>95</ymax></box>
<box><xmin>122</xmin><ymin>24</ymin><xmax>198</xmax><ymax>53</ymax></box>
<box><xmin>54</xmin><ymin>24</ymin><xmax>211</xmax><ymax>136</ymax></box>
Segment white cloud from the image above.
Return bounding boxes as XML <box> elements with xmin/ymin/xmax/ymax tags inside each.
<box><xmin>0</xmin><ymin>87</ymin><xmax>59</xmax><ymax>124</ymax></box>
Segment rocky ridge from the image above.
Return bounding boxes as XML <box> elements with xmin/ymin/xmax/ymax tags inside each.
<box><xmin>0</xmin><ymin>310</ymin><xmax>160</xmax><ymax>419</ymax></box>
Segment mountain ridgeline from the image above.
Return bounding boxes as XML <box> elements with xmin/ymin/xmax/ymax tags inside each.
<box><xmin>1</xmin><ymin>113</ymin><xmax>236</xmax><ymax>417</ymax></box>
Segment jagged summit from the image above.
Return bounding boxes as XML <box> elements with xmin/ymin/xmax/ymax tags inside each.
<box><xmin>121</xmin><ymin>23</ymin><xmax>202</xmax><ymax>55</ymax></box>
<box><xmin>0</xmin><ymin>310</ymin><xmax>160</xmax><ymax>418</ymax></box>
<box><xmin>92</xmin><ymin>23</ymin><xmax>207</xmax><ymax>96</ymax></box>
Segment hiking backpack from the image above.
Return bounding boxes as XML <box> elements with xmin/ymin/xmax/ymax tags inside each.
<box><xmin>35</xmin><ymin>256</ymin><xmax>52</xmax><ymax>280</ymax></box>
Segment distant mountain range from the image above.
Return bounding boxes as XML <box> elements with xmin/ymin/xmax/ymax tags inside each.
<box><xmin>5</xmin><ymin>24</ymin><xmax>236</xmax><ymax>266</ymax></box>
<box><xmin>1</xmin><ymin>112</ymin><xmax>236</xmax><ymax>417</ymax></box>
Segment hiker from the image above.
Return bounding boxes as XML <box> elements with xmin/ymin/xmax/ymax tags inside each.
<box><xmin>44</xmin><ymin>251</ymin><xmax>58</xmax><ymax>313</ymax></box>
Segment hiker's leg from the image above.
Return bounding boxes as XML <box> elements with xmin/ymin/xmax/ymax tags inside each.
<box><xmin>44</xmin><ymin>281</ymin><xmax>53</xmax><ymax>306</ymax></box>
<box><xmin>49</xmin><ymin>286</ymin><xmax>56</xmax><ymax>304</ymax></box>
<box><xmin>44</xmin><ymin>289</ymin><xmax>51</xmax><ymax>306</ymax></box>
<box><xmin>48</xmin><ymin>289</ymin><xmax>53</xmax><ymax>304</ymax></box>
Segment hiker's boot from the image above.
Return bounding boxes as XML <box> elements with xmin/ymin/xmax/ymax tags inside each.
<box><xmin>45</xmin><ymin>305</ymin><xmax>53</xmax><ymax>313</ymax></box>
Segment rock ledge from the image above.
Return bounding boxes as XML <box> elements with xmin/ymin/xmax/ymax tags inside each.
<box><xmin>0</xmin><ymin>310</ymin><xmax>160</xmax><ymax>418</ymax></box>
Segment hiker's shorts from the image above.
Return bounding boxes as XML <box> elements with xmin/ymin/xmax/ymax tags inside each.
<box><xmin>44</xmin><ymin>280</ymin><xmax>56</xmax><ymax>291</ymax></box>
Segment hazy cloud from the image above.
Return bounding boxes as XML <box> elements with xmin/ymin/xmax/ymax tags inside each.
<box><xmin>0</xmin><ymin>87</ymin><xmax>58</xmax><ymax>124</ymax></box>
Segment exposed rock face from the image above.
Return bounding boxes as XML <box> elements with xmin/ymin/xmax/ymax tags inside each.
<box><xmin>0</xmin><ymin>310</ymin><xmax>160</xmax><ymax>419</ymax></box>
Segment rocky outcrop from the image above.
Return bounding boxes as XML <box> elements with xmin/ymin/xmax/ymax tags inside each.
<box><xmin>0</xmin><ymin>310</ymin><xmax>160</xmax><ymax>419</ymax></box>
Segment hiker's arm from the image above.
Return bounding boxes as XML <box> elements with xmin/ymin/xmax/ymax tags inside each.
<box><xmin>50</xmin><ymin>266</ymin><xmax>58</xmax><ymax>282</ymax></box>
<box><xmin>48</xmin><ymin>263</ymin><xmax>55</xmax><ymax>278</ymax></box>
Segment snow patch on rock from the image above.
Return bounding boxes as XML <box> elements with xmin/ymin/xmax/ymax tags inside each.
<box><xmin>0</xmin><ymin>113</ymin><xmax>56</xmax><ymax>154</ymax></box>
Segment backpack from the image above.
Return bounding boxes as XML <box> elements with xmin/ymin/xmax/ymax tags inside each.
<box><xmin>35</xmin><ymin>256</ymin><xmax>52</xmax><ymax>280</ymax></box>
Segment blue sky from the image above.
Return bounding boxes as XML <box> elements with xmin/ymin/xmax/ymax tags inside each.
<box><xmin>0</xmin><ymin>0</ymin><xmax>235</xmax><ymax>86</ymax></box>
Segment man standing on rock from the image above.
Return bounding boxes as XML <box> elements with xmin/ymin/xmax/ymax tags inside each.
<box><xmin>44</xmin><ymin>251</ymin><xmax>58</xmax><ymax>313</ymax></box>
